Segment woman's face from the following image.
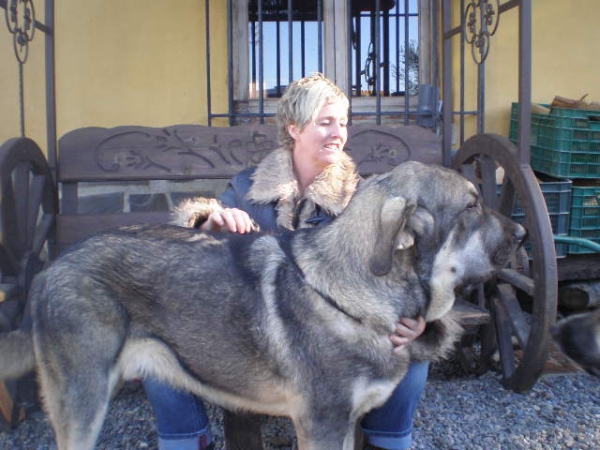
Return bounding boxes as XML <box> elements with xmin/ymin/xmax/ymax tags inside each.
<box><xmin>288</xmin><ymin>100</ymin><xmax>348</xmax><ymax>171</ymax></box>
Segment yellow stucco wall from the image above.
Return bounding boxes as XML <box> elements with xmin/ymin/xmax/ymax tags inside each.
<box><xmin>0</xmin><ymin>0</ymin><xmax>228</xmax><ymax>154</ymax></box>
<box><xmin>1</xmin><ymin>0</ymin><xmax>600</xmax><ymax>156</ymax></box>
<box><xmin>451</xmin><ymin>0</ymin><xmax>600</xmax><ymax>141</ymax></box>
<box><xmin>55</xmin><ymin>0</ymin><xmax>227</xmax><ymax>134</ymax></box>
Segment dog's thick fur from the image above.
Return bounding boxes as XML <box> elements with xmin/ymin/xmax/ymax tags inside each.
<box><xmin>0</xmin><ymin>162</ymin><xmax>524</xmax><ymax>450</ymax></box>
<box><xmin>552</xmin><ymin>309</ymin><xmax>600</xmax><ymax>376</ymax></box>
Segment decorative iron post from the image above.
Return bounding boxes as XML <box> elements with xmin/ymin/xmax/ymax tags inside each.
<box><xmin>463</xmin><ymin>0</ymin><xmax>500</xmax><ymax>65</ymax></box>
<box><xmin>4</xmin><ymin>0</ymin><xmax>37</xmax><ymax>137</ymax></box>
<box><xmin>463</xmin><ymin>0</ymin><xmax>500</xmax><ymax>134</ymax></box>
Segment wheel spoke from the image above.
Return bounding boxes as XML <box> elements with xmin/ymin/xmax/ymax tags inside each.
<box><xmin>478</xmin><ymin>155</ymin><xmax>499</xmax><ymax>210</ymax></box>
<box><xmin>13</xmin><ymin>161</ymin><xmax>31</xmax><ymax>254</ymax></box>
<box><xmin>497</xmin><ymin>178</ymin><xmax>517</xmax><ymax>218</ymax></box>
<box><xmin>32</xmin><ymin>214</ymin><xmax>55</xmax><ymax>256</ymax></box>
<box><xmin>497</xmin><ymin>283</ymin><xmax>530</xmax><ymax>349</ymax></box>
<box><xmin>492</xmin><ymin>294</ymin><xmax>516</xmax><ymax>379</ymax></box>
<box><xmin>458</xmin><ymin>162</ymin><xmax>477</xmax><ymax>185</ymax></box>
<box><xmin>1</xmin><ymin>174</ymin><xmax>18</xmax><ymax>256</ymax></box>
<box><xmin>27</xmin><ymin>173</ymin><xmax>47</xmax><ymax>248</ymax></box>
<box><xmin>497</xmin><ymin>268</ymin><xmax>534</xmax><ymax>296</ymax></box>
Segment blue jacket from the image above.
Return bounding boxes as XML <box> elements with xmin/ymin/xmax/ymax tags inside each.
<box><xmin>220</xmin><ymin>167</ymin><xmax>337</xmax><ymax>232</ymax></box>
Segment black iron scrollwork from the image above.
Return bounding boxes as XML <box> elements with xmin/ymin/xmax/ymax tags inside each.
<box><xmin>4</xmin><ymin>0</ymin><xmax>36</xmax><ymax>64</ymax></box>
<box><xmin>463</xmin><ymin>0</ymin><xmax>500</xmax><ymax>65</ymax></box>
<box><xmin>363</xmin><ymin>42</ymin><xmax>377</xmax><ymax>93</ymax></box>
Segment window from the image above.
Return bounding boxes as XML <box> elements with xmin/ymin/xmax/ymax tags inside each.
<box><xmin>231</xmin><ymin>0</ymin><xmax>437</xmax><ymax>125</ymax></box>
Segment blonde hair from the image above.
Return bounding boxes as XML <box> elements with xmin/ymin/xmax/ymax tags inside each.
<box><xmin>277</xmin><ymin>73</ymin><xmax>349</xmax><ymax>152</ymax></box>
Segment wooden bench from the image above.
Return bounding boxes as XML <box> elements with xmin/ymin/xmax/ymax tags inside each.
<box><xmin>56</xmin><ymin>123</ymin><xmax>443</xmax><ymax>253</ymax></box>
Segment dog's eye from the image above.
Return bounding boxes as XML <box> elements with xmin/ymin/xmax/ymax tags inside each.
<box><xmin>466</xmin><ymin>202</ymin><xmax>479</xmax><ymax>211</ymax></box>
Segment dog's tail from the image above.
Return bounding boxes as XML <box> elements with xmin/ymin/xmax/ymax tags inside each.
<box><xmin>0</xmin><ymin>329</ymin><xmax>35</xmax><ymax>380</ymax></box>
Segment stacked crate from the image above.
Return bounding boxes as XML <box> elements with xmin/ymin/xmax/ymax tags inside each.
<box><xmin>510</xmin><ymin>103</ymin><xmax>600</xmax><ymax>254</ymax></box>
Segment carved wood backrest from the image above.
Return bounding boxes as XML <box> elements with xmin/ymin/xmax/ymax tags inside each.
<box><xmin>56</xmin><ymin>123</ymin><xmax>441</xmax><ymax>253</ymax></box>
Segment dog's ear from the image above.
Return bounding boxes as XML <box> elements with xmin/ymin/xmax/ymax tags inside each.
<box><xmin>408</xmin><ymin>206</ymin><xmax>435</xmax><ymax>238</ymax></box>
<box><xmin>369</xmin><ymin>196</ymin><xmax>415</xmax><ymax>276</ymax></box>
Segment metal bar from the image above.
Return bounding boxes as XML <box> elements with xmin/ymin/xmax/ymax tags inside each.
<box><xmin>257</xmin><ymin>0</ymin><xmax>264</xmax><ymax>123</ymax></box>
<box><xmin>477</xmin><ymin>62</ymin><xmax>485</xmax><ymax>133</ymax></box>
<box><xmin>375</xmin><ymin>0</ymin><xmax>381</xmax><ymax>124</ymax></box>
<box><xmin>276</xmin><ymin>21</ymin><xmax>281</xmax><ymax>94</ymax></box>
<box><xmin>45</xmin><ymin>0</ymin><xmax>57</xmax><ymax>178</ymax></box>
<box><xmin>499</xmin><ymin>0</ymin><xmax>520</xmax><ymax>13</ymax></box>
<box><xmin>518</xmin><ymin>0</ymin><xmax>532</xmax><ymax>164</ymax></box>
<box><xmin>459</xmin><ymin>0</ymin><xmax>466</xmax><ymax>147</ymax></box>
<box><xmin>226</xmin><ymin>0</ymin><xmax>235</xmax><ymax>125</ymax></box>
<box><xmin>250</xmin><ymin>19</ymin><xmax>256</xmax><ymax>87</ymax></box>
<box><xmin>347</xmin><ymin>0</ymin><xmax>353</xmax><ymax>116</ymax></box>
<box><xmin>443</xmin><ymin>25</ymin><xmax>462</xmax><ymax>39</ymax></box>
<box><xmin>205</xmin><ymin>0</ymin><xmax>213</xmax><ymax>125</ymax></box>
<box><xmin>442</xmin><ymin>0</ymin><xmax>453</xmax><ymax>167</ymax></box>
<box><xmin>208</xmin><ymin>109</ymin><xmax>430</xmax><ymax>120</ymax></box>
<box><xmin>431</xmin><ymin>0</ymin><xmax>439</xmax><ymax>102</ymax></box>
<box><xmin>354</xmin><ymin>5</ymin><xmax>362</xmax><ymax>97</ymax></box>
<box><xmin>317</xmin><ymin>0</ymin><xmax>323</xmax><ymax>72</ymax></box>
<box><xmin>403</xmin><ymin>0</ymin><xmax>409</xmax><ymax>125</ymax></box>
<box><xmin>18</xmin><ymin>63</ymin><xmax>25</xmax><ymax>137</ymax></box>
<box><xmin>382</xmin><ymin>6</ymin><xmax>389</xmax><ymax>97</ymax></box>
<box><xmin>301</xmin><ymin>21</ymin><xmax>306</xmax><ymax>76</ymax></box>
<box><xmin>394</xmin><ymin>1</ymin><xmax>399</xmax><ymax>95</ymax></box>
<box><xmin>288</xmin><ymin>0</ymin><xmax>293</xmax><ymax>84</ymax></box>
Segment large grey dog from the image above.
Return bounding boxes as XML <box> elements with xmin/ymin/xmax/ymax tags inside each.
<box><xmin>0</xmin><ymin>161</ymin><xmax>524</xmax><ymax>450</ymax></box>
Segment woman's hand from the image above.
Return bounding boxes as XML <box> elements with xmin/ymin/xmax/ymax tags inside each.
<box><xmin>390</xmin><ymin>316</ymin><xmax>426</xmax><ymax>354</ymax></box>
<box><xmin>200</xmin><ymin>208</ymin><xmax>257</xmax><ymax>234</ymax></box>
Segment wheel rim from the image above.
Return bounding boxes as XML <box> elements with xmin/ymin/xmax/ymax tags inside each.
<box><xmin>453</xmin><ymin>133</ymin><xmax>557</xmax><ymax>392</ymax></box>
<box><xmin>0</xmin><ymin>137</ymin><xmax>57</xmax><ymax>298</ymax></box>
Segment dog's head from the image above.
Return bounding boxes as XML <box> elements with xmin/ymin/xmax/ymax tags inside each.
<box><xmin>365</xmin><ymin>161</ymin><xmax>526</xmax><ymax>321</ymax></box>
<box><xmin>551</xmin><ymin>309</ymin><xmax>600</xmax><ymax>376</ymax></box>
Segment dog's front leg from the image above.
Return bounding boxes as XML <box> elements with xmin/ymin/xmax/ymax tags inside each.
<box><xmin>223</xmin><ymin>410</ymin><xmax>264</xmax><ymax>450</ymax></box>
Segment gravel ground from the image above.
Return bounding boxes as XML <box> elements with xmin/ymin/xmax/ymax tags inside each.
<box><xmin>1</xmin><ymin>361</ymin><xmax>599</xmax><ymax>450</ymax></box>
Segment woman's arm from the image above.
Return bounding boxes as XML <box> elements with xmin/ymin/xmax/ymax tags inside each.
<box><xmin>201</xmin><ymin>208</ymin><xmax>256</xmax><ymax>233</ymax></box>
<box><xmin>172</xmin><ymin>168</ymin><xmax>258</xmax><ymax>234</ymax></box>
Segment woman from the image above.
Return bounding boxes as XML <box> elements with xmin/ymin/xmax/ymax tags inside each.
<box><xmin>145</xmin><ymin>73</ymin><xmax>428</xmax><ymax>450</ymax></box>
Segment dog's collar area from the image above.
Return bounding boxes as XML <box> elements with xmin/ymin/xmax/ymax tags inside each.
<box><xmin>279</xmin><ymin>238</ymin><xmax>363</xmax><ymax>324</ymax></box>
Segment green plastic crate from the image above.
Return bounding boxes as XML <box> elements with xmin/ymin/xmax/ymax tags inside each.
<box><xmin>568</xmin><ymin>183</ymin><xmax>600</xmax><ymax>254</ymax></box>
<box><xmin>509</xmin><ymin>103</ymin><xmax>600</xmax><ymax>178</ymax></box>
<box><xmin>498</xmin><ymin>175</ymin><xmax>571</xmax><ymax>257</ymax></box>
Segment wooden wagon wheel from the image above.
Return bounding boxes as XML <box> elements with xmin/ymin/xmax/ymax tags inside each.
<box><xmin>0</xmin><ymin>137</ymin><xmax>56</xmax><ymax>310</ymax></box>
<box><xmin>0</xmin><ymin>137</ymin><xmax>56</xmax><ymax>427</ymax></box>
<box><xmin>452</xmin><ymin>133</ymin><xmax>558</xmax><ymax>392</ymax></box>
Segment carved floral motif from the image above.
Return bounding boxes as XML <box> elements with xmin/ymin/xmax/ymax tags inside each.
<box><xmin>94</xmin><ymin>127</ymin><xmax>277</xmax><ymax>174</ymax></box>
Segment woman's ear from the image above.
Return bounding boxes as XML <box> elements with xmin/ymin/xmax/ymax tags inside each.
<box><xmin>288</xmin><ymin>123</ymin><xmax>300</xmax><ymax>140</ymax></box>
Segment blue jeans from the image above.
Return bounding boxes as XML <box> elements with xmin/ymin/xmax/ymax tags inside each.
<box><xmin>143</xmin><ymin>378</ymin><xmax>213</xmax><ymax>450</ymax></box>
<box><xmin>144</xmin><ymin>360</ymin><xmax>428</xmax><ymax>450</ymax></box>
<box><xmin>361</xmin><ymin>360</ymin><xmax>429</xmax><ymax>449</ymax></box>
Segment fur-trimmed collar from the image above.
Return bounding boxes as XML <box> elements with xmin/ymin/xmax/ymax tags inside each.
<box><xmin>247</xmin><ymin>148</ymin><xmax>359</xmax><ymax>229</ymax></box>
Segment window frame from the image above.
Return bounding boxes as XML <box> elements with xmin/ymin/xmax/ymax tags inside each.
<box><xmin>230</xmin><ymin>0</ymin><xmax>436</xmax><ymax>123</ymax></box>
